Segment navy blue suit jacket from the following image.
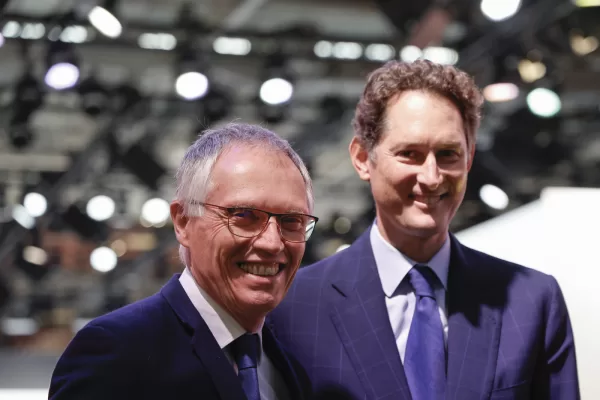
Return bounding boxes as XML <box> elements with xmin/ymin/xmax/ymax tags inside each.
<box><xmin>267</xmin><ymin>231</ymin><xmax>580</xmax><ymax>400</ymax></box>
<box><xmin>49</xmin><ymin>275</ymin><xmax>312</xmax><ymax>400</ymax></box>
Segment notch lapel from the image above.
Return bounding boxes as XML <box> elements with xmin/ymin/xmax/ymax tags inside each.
<box><xmin>263</xmin><ymin>326</ymin><xmax>307</xmax><ymax>400</ymax></box>
<box><xmin>161</xmin><ymin>275</ymin><xmax>247</xmax><ymax>400</ymax></box>
<box><xmin>329</xmin><ymin>232</ymin><xmax>412</xmax><ymax>400</ymax></box>
<box><xmin>445</xmin><ymin>236</ymin><xmax>502</xmax><ymax>400</ymax></box>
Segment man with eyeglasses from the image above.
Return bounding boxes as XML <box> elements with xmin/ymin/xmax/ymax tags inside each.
<box><xmin>49</xmin><ymin>123</ymin><xmax>317</xmax><ymax>400</ymax></box>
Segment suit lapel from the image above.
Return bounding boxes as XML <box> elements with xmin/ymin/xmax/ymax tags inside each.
<box><xmin>161</xmin><ymin>275</ymin><xmax>247</xmax><ymax>400</ymax></box>
<box><xmin>445</xmin><ymin>236</ymin><xmax>502</xmax><ymax>400</ymax></box>
<box><xmin>329</xmin><ymin>232</ymin><xmax>412</xmax><ymax>400</ymax></box>
<box><xmin>263</xmin><ymin>326</ymin><xmax>306</xmax><ymax>400</ymax></box>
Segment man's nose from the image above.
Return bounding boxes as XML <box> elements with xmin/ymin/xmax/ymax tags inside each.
<box><xmin>254</xmin><ymin>217</ymin><xmax>285</xmax><ymax>253</ymax></box>
<box><xmin>416</xmin><ymin>155</ymin><xmax>443</xmax><ymax>189</ymax></box>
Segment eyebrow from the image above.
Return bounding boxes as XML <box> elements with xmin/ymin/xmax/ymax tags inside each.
<box><xmin>390</xmin><ymin>141</ymin><xmax>464</xmax><ymax>150</ymax></box>
<box><xmin>229</xmin><ymin>204</ymin><xmax>309</xmax><ymax>214</ymax></box>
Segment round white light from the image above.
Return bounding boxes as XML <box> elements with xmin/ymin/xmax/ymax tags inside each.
<box><xmin>479</xmin><ymin>184</ymin><xmax>509</xmax><ymax>210</ymax></box>
<box><xmin>259</xmin><ymin>78</ymin><xmax>293</xmax><ymax>105</ymax></box>
<box><xmin>400</xmin><ymin>45</ymin><xmax>422</xmax><ymax>62</ymax></box>
<box><xmin>483</xmin><ymin>82</ymin><xmax>520</xmax><ymax>102</ymax></box>
<box><xmin>481</xmin><ymin>0</ymin><xmax>521</xmax><ymax>22</ymax></box>
<box><xmin>88</xmin><ymin>6</ymin><xmax>122</xmax><ymax>38</ymax></box>
<box><xmin>45</xmin><ymin>62</ymin><xmax>80</xmax><ymax>90</ymax></box>
<box><xmin>175</xmin><ymin>72</ymin><xmax>209</xmax><ymax>100</ymax></box>
<box><xmin>141</xmin><ymin>198</ymin><xmax>170</xmax><ymax>225</ymax></box>
<box><xmin>23</xmin><ymin>192</ymin><xmax>47</xmax><ymax>218</ymax></box>
<box><xmin>86</xmin><ymin>195</ymin><xmax>115</xmax><ymax>221</ymax></box>
<box><xmin>90</xmin><ymin>246</ymin><xmax>118</xmax><ymax>273</ymax></box>
<box><xmin>526</xmin><ymin>88</ymin><xmax>561</xmax><ymax>118</ymax></box>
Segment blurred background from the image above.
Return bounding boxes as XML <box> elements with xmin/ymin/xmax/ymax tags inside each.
<box><xmin>0</xmin><ymin>0</ymin><xmax>599</xmax><ymax>397</ymax></box>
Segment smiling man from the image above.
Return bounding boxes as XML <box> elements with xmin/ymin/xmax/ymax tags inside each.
<box><xmin>268</xmin><ymin>60</ymin><xmax>580</xmax><ymax>400</ymax></box>
<box><xmin>49</xmin><ymin>123</ymin><xmax>317</xmax><ymax>400</ymax></box>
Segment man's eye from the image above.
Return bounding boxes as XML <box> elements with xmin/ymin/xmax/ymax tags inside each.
<box><xmin>229</xmin><ymin>209</ymin><xmax>258</xmax><ymax>219</ymax></box>
<box><xmin>397</xmin><ymin>151</ymin><xmax>416</xmax><ymax>158</ymax></box>
<box><xmin>437</xmin><ymin>150</ymin><xmax>458</xmax><ymax>158</ymax></box>
<box><xmin>280</xmin><ymin>216</ymin><xmax>305</xmax><ymax>230</ymax></box>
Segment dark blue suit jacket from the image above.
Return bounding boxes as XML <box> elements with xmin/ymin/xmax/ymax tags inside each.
<box><xmin>267</xmin><ymin>231</ymin><xmax>580</xmax><ymax>400</ymax></box>
<box><xmin>49</xmin><ymin>275</ymin><xmax>312</xmax><ymax>400</ymax></box>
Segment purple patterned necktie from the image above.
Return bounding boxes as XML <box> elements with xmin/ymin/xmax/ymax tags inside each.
<box><xmin>404</xmin><ymin>265</ymin><xmax>446</xmax><ymax>400</ymax></box>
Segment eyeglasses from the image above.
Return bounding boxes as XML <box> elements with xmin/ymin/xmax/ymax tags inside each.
<box><xmin>193</xmin><ymin>202</ymin><xmax>319</xmax><ymax>243</ymax></box>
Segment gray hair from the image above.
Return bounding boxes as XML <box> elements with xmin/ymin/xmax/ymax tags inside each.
<box><xmin>175</xmin><ymin>122</ymin><xmax>314</xmax><ymax>266</ymax></box>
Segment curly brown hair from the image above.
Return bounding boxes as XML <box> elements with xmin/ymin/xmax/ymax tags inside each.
<box><xmin>352</xmin><ymin>59</ymin><xmax>484</xmax><ymax>152</ymax></box>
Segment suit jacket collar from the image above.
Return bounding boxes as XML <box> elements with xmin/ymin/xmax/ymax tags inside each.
<box><xmin>161</xmin><ymin>274</ymin><xmax>308</xmax><ymax>400</ymax></box>
<box><xmin>161</xmin><ymin>275</ymin><xmax>247</xmax><ymax>400</ymax></box>
<box><xmin>445</xmin><ymin>234</ymin><xmax>502</xmax><ymax>399</ymax></box>
<box><xmin>329</xmin><ymin>231</ymin><xmax>413</xmax><ymax>400</ymax></box>
<box><xmin>328</xmin><ymin>232</ymin><xmax>502</xmax><ymax>400</ymax></box>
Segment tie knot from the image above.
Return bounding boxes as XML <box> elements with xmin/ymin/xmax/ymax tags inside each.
<box><xmin>232</xmin><ymin>333</ymin><xmax>260</xmax><ymax>370</ymax></box>
<box><xmin>408</xmin><ymin>265</ymin><xmax>437</xmax><ymax>299</ymax></box>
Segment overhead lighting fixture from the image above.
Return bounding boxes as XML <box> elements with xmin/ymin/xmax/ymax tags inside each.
<box><xmin>88</xmin><ymin>4</ymin><xmax>122</xmax><ymax>38</ymax></box>
<box><xmin>400</xmin><ymin>45</ymin><xmax>422</xmax><ymax>62</ymax></box>
<box><xmin>574</xmin><ymin>0</ymin><xmax>600</xmax><ymax>7</ymax></box>
<box><xmin>570</xmin><ymin>33</ymin><xmax>599</xmax><ymax>56</ymax></box>
<box><xmin>479</xmin><ymin>184</ymin><xmax>509</xmax><ymax>210</ymax></box>
<box><xmin>481</xmin><ymin>0</ymin><xmax>522</xmax><ymax>21</ymax></box>
<box><xmin>259</xmin><ymin>78</ymin><xmax>293</xmax><ymax>105</ymax></box>
<box><xmin>483</xmin><ymin>82</ymin><xmax>520</xmax><ymax>102</ymax></box>
<box><xmin>141</xmin><ymin>198</ymin><xmax>170</xmax><ymax>226</ymax></box>
<box><xmin>175</xmin><ymin>71</ymin><xmax>209</xmax><ymax>100</ymax></box>
<box><xmin>527</xmin><ymin>88</ymin><xmax>561</xmax><ymax>118</ymax></box>
<box><xmin>90</xmin><ymin>246</ymin><xmax>118</xmax><ymax>273</ymax></box>
<box><xmin>86</xmin><ymin>195</ymin><xmax>115</xmax><ymax>221</ymax></box>
<box><xmin>44</xmin><ymin>41</ymin><xmax>80</xmax><ymax>90</ymax></box>
<box><xmin>23</xmin><ymin>192</ymin><xmax>47</xmax><ymax>218</ymax></box>
<box><xmin>518</xmin><ymin>59</ymin><xmax>546</xmax><ymax>83</ymax></box>
<box><xmin>423</xmin><ymin>47</ymin><xmax>459</xmax><ymax>65</ymax></box>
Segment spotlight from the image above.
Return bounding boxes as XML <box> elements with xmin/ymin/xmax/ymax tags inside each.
<box><xmin>258</xmin><ymin>52</ymin><xmax>294</xmax><ymax>106</ymax></box>
<box><xmin>23</xmin><ymin>192</ymin><xmax>47</xmax><ymax>218</ymax></box>
<box><xmin>526</xmin><ymin>88</ymin><xmax>561</xmax><ymax>118</ymax></box>
<box><xmin>141</xmin><ymin>198</ymin><xmax>170</xmax><ymax>226</ymax></box>
<box><xmin>44</xmin><ymin>41</ymin><xmax>80</xmax><ymax>90</ymax></box>
<box><xmin>259</xmin><ymin>78</ymin><xmax>293</xmax><ymax>105</ymax></box>
<box><xmin>90</xmin><ymin>246</ymin><xmax>117</xmax><ymax>273</ymax></box>
<box><xmin>86</xmin><ymin>195</ymin><xmax>115</xmax><ymax>221</ymax></box>
<box><xmin>87</xmin><ymin>0</ymin><xmax>122</xmax><ymax>39</ymax></box>
<box><xmin>175</xmin><ymin>71</ymin><xmax>209</xmax><ymax>100</ymax></box>
<box><xmin>175</xmin><ymin>39</ymin><xmax>210</xmax><ymax>100</ymax></box>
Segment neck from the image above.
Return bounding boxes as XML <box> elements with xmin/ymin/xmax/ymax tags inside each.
<box><xmin>231</xmin><ymin>310</ymin><xmax>265</xmax><ymax>334</ymax></box>
<box><xmin>376</xmin><ymin>217</ymin><xmax>447</xmax><ymax>263</ymax></box>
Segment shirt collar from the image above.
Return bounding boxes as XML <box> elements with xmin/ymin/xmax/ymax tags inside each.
<box><xmin>370</xmin><ymin>222</ymin><xmax>450</xmax><ymax>298</ymax></box>
<box><xmin>179</xmin><ymin>267</ymin><xmax>264</xmax><ymax>350</ymax></box>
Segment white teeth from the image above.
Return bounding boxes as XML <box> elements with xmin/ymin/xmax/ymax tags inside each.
<box><xmin>413</xmin><ymin>195</ymin><xmax>444</xmax><ymax>205</ymax></box>
<box><xmin>238</xmin><ymin>263</ymin><xmax>279</xmax><ymax>276</ymax></box>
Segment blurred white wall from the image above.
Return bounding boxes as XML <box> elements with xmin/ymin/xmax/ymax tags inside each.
<box><xmin>456</xmin><ymin>187</ymin><xmax>600</xmax><ymax>400</ymax></box>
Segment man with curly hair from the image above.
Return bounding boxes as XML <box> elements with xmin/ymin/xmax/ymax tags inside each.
<box><xmin>268</xmin><ymin>60</ymin><xmax>580</xmax><ymax>400</ymax></box>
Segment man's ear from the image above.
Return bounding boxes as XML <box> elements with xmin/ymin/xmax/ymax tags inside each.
<box><xmin>170</xmin><ymin>201</ymin><xmax>191</xmax><ymax>247</ymax></box>
<box><xmin>349</xmin><ymin>136</ymin><xmax>371</xmax><ymax>181</ymax></box>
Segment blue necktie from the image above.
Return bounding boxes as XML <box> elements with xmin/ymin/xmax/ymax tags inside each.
<box><xmin>404</xmin><ymin>265</ymin><xmax>446</xmax><ymax>400</ymax></box>
<box><xmin>232</xmin><ymin>333</ymin><xmax>261</xmax><ymax>400</ymax></box>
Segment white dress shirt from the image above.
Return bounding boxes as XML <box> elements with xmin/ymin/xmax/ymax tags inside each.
<box><xmin>370</xmin><ymin>223</ymin><xmax>450</xmax><ymax>364</ymax></box>
<box><xmin>179</xmin><ymin>268</ymin><xmax>290</xmax><ymax>400</ymax></box>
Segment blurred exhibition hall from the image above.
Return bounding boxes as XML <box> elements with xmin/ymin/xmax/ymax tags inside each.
<box><xmin>0</xmin><ymin>0</ymin><xmax>599</xmax><ymax>398</ymax></box>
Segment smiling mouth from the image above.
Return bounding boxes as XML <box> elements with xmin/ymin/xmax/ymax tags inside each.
<box><xmin>410</xmin><ymin>193</ymin><xmax>449</xmax><ymax>206</ymax></box>
<box><xmin>237</xmin><ymin>263</ymin><xmax>283</xmax><ymax>277</ymax></box>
